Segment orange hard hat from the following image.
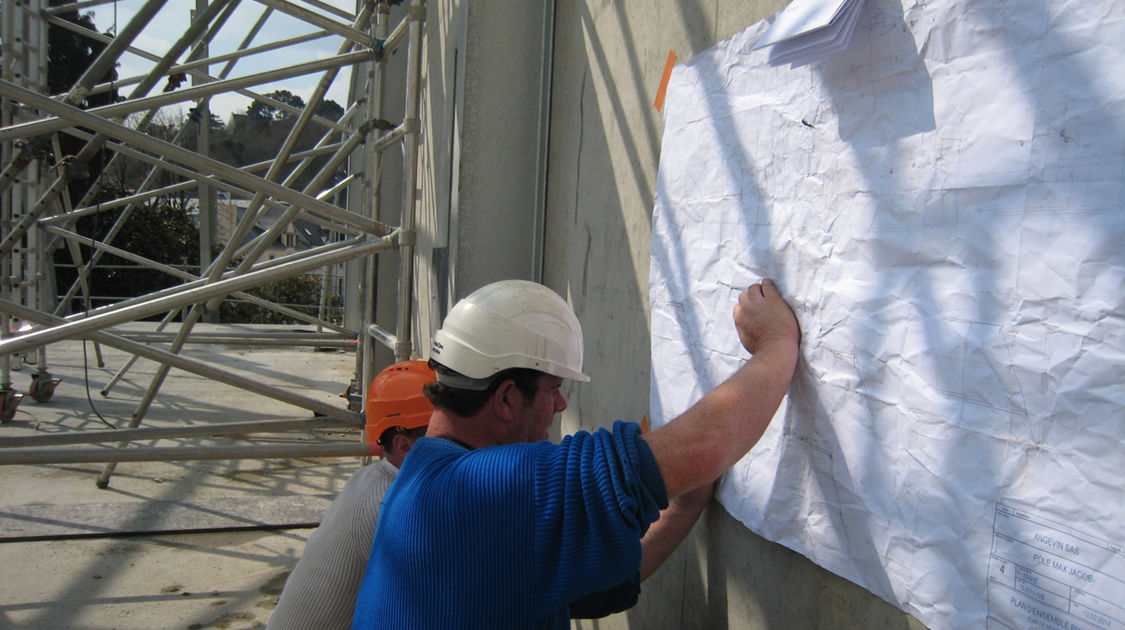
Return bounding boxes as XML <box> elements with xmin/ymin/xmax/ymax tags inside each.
<box><xmin>365</xmin><ymin>360</ymin><xmax>436</xmax><ymax>455</ymax></box>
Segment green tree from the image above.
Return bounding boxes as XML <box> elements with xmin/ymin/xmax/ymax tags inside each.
<box><xmin>246</xmin><ymin>89</ymin><xmax>307</xmax><ymax>124</ymax></box>
<box><xmin>315</xmin><ymin>99</ymin><xmax>345</xmax><ymax>121</ymax></box>
<box><xmin>46</xmin><ymin>4</ymin><xmax>116</xmax><ymax>102</ymax></box>
<box><xmin>46</xmin><ymin>0</ymin><xmax>121</xmax><ymax>202</ymax></box>
<box><xmin>109</xmin><ymin>108</ymin><xmax>185</xmax><ymax>193</ymax></box>
<box><xmin>218</xmin><ymin>274</ymin><xmax>328</xmax><ymax>324</ymax></box>
<box><xmin>54</xmin><ymin>184</ymin><xmax>200</xmax><ymax>314</ymax></box>
<box><xmin>230</xmin><ymin>92</ymin><xmax>345</xmax><ymax>189</ymax></box>
<box><xmin>186</xmin><ymin>105</ymin><xmax>226</xmax><ymax>131</ymax></box>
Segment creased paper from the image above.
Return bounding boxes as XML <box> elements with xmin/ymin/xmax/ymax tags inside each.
<box><xmin>649</xmin><ymin>1</ymin><xmax>1125</xmax><ymax>628</ymax></box>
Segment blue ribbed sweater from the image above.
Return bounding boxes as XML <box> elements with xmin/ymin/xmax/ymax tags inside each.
<box><xmin>351</xmin><ymin>420</ymin><xmax>668</xmax><ymax>629</ymax></box>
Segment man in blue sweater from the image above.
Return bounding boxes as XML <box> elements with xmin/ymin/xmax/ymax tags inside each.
<box><xmin>352</xmin><ymin>278</ymin><xmax>800</xmax><ymax>629</ymax></box>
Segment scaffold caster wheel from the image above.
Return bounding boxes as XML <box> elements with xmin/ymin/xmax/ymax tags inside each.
<box><xmin>1</xmin><ymin>388</ymin><xmax>23</xmax><ymax>423</ymax></box>
<box><xmin>29</xmin><ymin>373</ymin><xmax>61</xmax><ymax>403</ymax></box>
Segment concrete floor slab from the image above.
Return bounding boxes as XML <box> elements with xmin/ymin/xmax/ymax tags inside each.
<box><xmin>0</xmin><ymin>495</ymin><xmax>333</xmax><ymax>541</ymax></box>
<box><xmin>0</xmin><ymin>324</ymin><xmax>368</xmax><ymax>629</ymax></box>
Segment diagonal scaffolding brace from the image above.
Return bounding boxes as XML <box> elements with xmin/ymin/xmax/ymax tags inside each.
<box><xmin>0</xmin><ymin>0</ymin><xmax>428</xmax><ymax>485</ymax></box>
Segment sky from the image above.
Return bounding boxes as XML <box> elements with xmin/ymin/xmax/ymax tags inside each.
<box><xmin>87</xmin><ymin>0</ymin><xmax>358</xmax><ymax>122</ymax></box>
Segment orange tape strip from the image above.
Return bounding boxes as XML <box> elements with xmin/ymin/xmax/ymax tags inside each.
<box><xmin>653</xmin><ymin>49</ymin><xmax>677</xmax><ymax>112</ymax></box>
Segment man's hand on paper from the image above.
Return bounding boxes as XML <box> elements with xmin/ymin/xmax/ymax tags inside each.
<box><xmin>734</xmin><ymin>279</ymin><xmax>800</xmax><ymax>356</ymax></box>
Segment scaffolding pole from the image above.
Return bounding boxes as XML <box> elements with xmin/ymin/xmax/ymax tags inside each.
<box><xmin>0</xmin><ymin>1</ymin><xmax>428</xmax><ymax>481</ymax></box>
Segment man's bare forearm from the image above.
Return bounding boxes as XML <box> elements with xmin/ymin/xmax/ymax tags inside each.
<box><xmin>639</xmin><ymin>483</ymin><xmax>714</xmax><ymax>580</ymax></box>
<box><xmin>644</xmin><ymin>338</ymin><xmax>798</xmax><ymax>498</ymax></box>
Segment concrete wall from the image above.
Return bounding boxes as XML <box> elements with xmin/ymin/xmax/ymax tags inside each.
<box><xmin>408</xmin><ymin>0</ymin><xmax>553</xmax><ymax>354</ymax></box>
<box><xmin>420</xmin><ymin>0</ymin><xmax>930</xmax><ymax>627</ymax></box>
<box><xmin>369</xmin><ymin>0</ymin><xmax>553</xmax><ymax>365</ymax></box>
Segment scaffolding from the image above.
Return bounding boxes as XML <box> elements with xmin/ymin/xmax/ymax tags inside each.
<box><xmin>0</xmin><ymin>0</ymin><xmax>426</xmax><ymax>482</ymax></box>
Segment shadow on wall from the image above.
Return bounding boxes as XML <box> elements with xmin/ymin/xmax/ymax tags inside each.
<box><xmin>707</xmin><ymin>503</ymin><xmax>928</xmax><ymax>630</ymax></box>
<box><xmin>623</xmin><ymin>1</ymin><xmax>927</xmax><ymax>627</ymax></box>
<box><xmin>556</xmin><ymin>0</ymin><xmax>922</xmax><ymax>628</ymax></box>
<box><xmin>545</xmin><ymin>3</ymin><xmax>660</xmax><ymax>437</ymax></box>
<box><xmin>806</xmin><ymin>0</ymin><xmax>1125</xmax><ymax>617</ymax></box>
<box><xmin>549</xmin><ymin>0</ymin><xmax>802</xmax><ymax>452</ymax></box>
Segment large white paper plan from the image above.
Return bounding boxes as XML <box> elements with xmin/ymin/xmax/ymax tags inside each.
<box><xmin>650</xmin><ymin>1</ymin><xmax>1125</xmax><ymax>628</ymax></box>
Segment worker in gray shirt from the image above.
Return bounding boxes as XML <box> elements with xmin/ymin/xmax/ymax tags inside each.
<box><xmin>267</xmin><ymin>360</ymin><xmax>435</xmax><ymax>630</ymax></box>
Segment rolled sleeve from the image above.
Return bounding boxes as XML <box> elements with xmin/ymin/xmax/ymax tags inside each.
<box><xmin>532</xmin><ymin>420</ymin><xmax>669</xmax><ymax>616</ymax></box>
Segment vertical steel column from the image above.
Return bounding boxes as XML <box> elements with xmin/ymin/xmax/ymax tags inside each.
<box><xmin>358</xmin><ymin>2</ymin><xmax>392</xmax><ymax>408</ymax></box>
<box><xmin>0</xmin><ymin>0</ymin><xmax>49</xmax><ymax>417</ymax></box>
<box><xmin>194</xmin><ymin>0</ymin><xmax>217</xmax><ymax>322</ymax></box>
<box><xmin>394</xmin><ymin>0</ymin><xmax>425</xmax><ymax>363</ymax></box>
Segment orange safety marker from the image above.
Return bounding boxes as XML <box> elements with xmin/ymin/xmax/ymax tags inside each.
<box><xmin>653</xmin><ymin>49</ymin><xmax>677</xmax><ymax>112</ymax></box>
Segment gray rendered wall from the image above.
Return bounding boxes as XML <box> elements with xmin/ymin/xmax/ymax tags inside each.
<box><xmin>374</xmin><ymin>0</ymin><xmax>553</xmax><ymax>364</ymax></box>
<box><xmin>410</xmin><ymin>0</ymin><xmax>554</xmax><ymax>353</ymax></box>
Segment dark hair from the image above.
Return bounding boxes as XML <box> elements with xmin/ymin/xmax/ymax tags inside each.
<box><xmin>423</xmin><ymin>362</ymin><xmax>541</xmax><ymax>417</ymax></box>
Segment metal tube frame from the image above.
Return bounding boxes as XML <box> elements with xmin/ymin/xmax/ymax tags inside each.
<box><xmin>0</xmin><ymin>1</ymin><xmax>428</xmax><ymax>478</ymax></box>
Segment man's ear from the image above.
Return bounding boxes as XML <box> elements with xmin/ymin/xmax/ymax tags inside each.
<box><xmin>489</xmin><ymin>379</ymin><xmax>522</xmax><ymax>423</ymax></box>
<box><xmin>391</xmin><ymin>431</ymin><xmax>415</xmax><ymax>456</ymax></box>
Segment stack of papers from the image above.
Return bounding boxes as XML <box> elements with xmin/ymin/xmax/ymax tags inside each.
<box><xmin>753</xmin><ymin>0</ymin><xmax>866</xmax><ymax>67</ymax></box>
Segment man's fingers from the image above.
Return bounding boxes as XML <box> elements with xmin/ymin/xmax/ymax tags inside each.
<box><xmin>742</xmin><ymin>279</ymin><xmax>774</xmax><ymax>301</ymax></box>
<box><xmin>734</xmin><ymin>278</ymin><xmax>799</xmax><ymax>354</ymax></box>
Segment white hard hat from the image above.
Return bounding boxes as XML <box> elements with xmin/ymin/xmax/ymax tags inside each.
<box><xmin>431</xmin><ymin>280</ymin><xmax>590</xmax><ymax>385</ymax></box>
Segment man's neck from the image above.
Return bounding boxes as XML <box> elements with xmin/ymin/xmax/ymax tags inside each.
<box><xmin>425</xmin><ymin>409</ymin><xmax>499</xmax><ymax>450</ymax></box>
